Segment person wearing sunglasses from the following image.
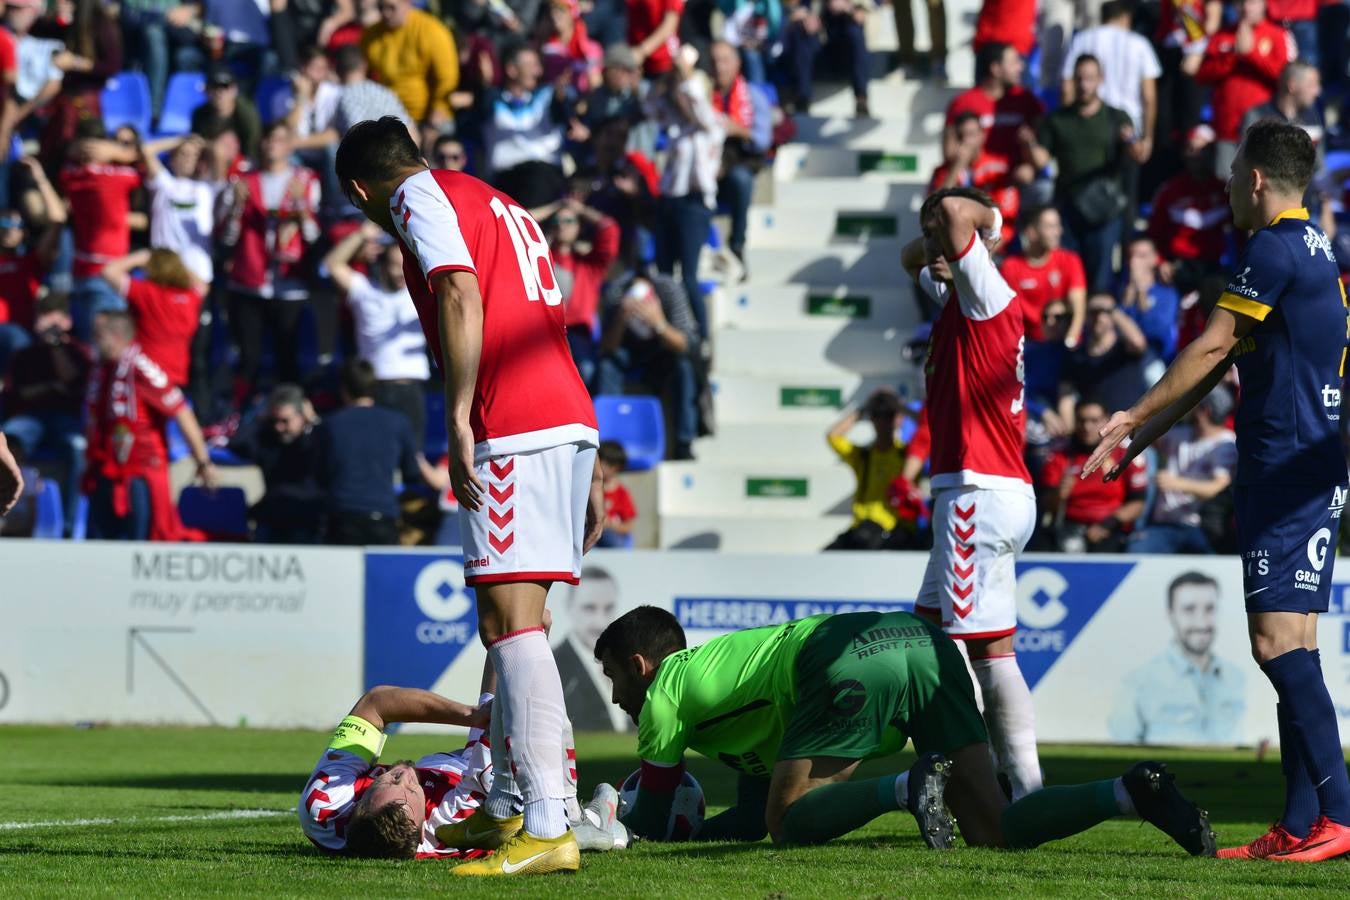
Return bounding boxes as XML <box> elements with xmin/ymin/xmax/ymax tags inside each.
<box><xmin>430</xmin><ymin>134</ymin><xmax>468</xmax><ymax>172</ymax></box>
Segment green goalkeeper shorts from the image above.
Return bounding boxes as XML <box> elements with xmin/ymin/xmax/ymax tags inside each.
<box><xmin>778</xmin><ymin>611</ymin><xmax>989</xmax><ymax>761</ymax></box>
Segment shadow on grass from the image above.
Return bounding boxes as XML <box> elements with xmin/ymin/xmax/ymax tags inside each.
<box><xmin>35</xmin><ymin>773</ymin><xmax>306</xmax><ymax>794</ymax></box>
<box><xmin>30</xmin><ymin>748</ymin><xmax>1285</xmax><ymax>829</ymax></box>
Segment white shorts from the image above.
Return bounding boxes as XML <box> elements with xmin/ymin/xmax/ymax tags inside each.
<box><xmin>460</xmin><ymin>442</ymin><xmax>596</xmax><ymax>587</ymax></box>
<box><xmin>915</xmin><ymin>486</ymin><xmax>1035</xmax><ymax>639</ymax></box>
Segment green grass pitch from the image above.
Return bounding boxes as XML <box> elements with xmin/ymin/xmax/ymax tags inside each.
<box><xmin>1</xmin><ymin>726</ymin><xmax>1346</xmax><ymax>897</ymax></box>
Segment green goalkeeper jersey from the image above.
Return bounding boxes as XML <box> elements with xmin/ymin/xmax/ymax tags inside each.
<box><xmin>637</xmin><ymin>614</ymin><xmax>830</xmax><ymax>777</ymax></box>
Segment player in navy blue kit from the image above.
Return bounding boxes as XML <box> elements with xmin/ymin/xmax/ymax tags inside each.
<box><xmin>1084</xmin><ymin>120</ymin><xmax>1350</xmax><ymax>863</ymax></box>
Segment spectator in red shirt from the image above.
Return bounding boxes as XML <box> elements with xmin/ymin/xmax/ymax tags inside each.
<box><xmin>999</xmin><ymin>205</ymin><xmax>1088</xmax><ymax>346</ymax></box>
<box><xmin>84</xmin><ymin>310</ymin><xmax>216</xmax><ymax>542</ymax></box>
<box><xmin>1267</xmin><ymin>0</ymin><xmax>1318</xmax><ymax>66</ymax></box>
<box><xmin>547</xmin><ymin>197</ymin><xmax>621</xmax><ymax>388</ymax></box>
<box><xmin>1</xmin><ymin>292</ymin><xmax>91</xmax><ymax>537</ymax></box>
<box><xmin>98</xmin><ymin>249</ymin><xmax>206</xmax><ymax>389</ymax></box>
<box><xmin>595</xmin><ymin>439</ymin><xmax>637</xmax><ymax>548</ymax></box>
<box><xmin>627</xmin><ymin>0</ymin><xmax>683</xmax><ymax>77</ymax></box>
<box><xmin>1146</xmin><ymin>124</ymin><xmax>1230</xmax><ymax>294</ymax></box>
<box><xmin>973</xmin><ymin>0</ymin><xmax>1035</xmax><ymax>57</ymax></box>
<box><xmin>60</xmin><ymin>127</ymin><xmax>143</xmax><ymax>342</ymax></box>
<box><xmin>540</xmin><ymin>0</ymin><xmax>604</xmax><ymax>92</ymax></box>
<box><xmin>0</xmin><ymin>158</ymin><xmax>65</xmax><ymax>373</ymax></box>
<box><xmin>1195</xmin><ymin>0</ymin><xmax>1291</xmax><ymax>170</ymax></box>
<box><xmin>944</xmin><ymin>42</ymin><xmax>1044</xmax><ymax>184</ymax></box>
<box><xmin>928</xmin><ymin>110</ymin><xmax>1019</xmax><ymax>247</ymax></box>
<box><xmin>1037</xmin><ymin>398</ymin><xmax>1148</xmax><ymax>552</ymax></box>
<box><xmin>219</xmin><ymin>120</ymin><xmax>322</xmax><ymax>406</ymax></box>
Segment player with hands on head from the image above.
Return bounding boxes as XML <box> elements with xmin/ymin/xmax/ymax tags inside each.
<box><xmin>899</xmin><ymin>187</ymin><xmax>1044</xmax><ymax>803</ymax></box>
<box><xmin>336</xmin><ymin>116</ymin><xmax>603</xmax><ymax>877</ymax></box>
<box><xmin>1082</xmin><ymin>119</ymin><xmax>1350</xmax><ymax>862</ymax></box>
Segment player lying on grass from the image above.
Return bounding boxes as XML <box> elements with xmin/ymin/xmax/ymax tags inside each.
<box><xmin>298</xmin><ymin>657</ymin><xmax>621</xmax><ymax>859</ymax></box>
<box><xmin>596</xmin><ymin>607</ymin><xmax>1215</xmax><ymax>855</ymax></box>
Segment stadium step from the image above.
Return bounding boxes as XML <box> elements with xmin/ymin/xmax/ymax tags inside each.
<box><xmin>713</xmin><ymin>326</ymin><xmax>914</xmax><ymax>378</ymax></box>
<box><xmin>659</xmin><ymin>513</ymin><xmax>853</xmax><ymax>551</ymax></box>
<box><xmin>773</xmin><ymin>178</ymin><xmax>926</xmax><ymax>214</ymax></box>
<box><xmin>742</xmin><ymin>241</ymin><xmax>908</xmax><ymax>285</ymax></box>
<box><xmin>658</xmin><ymin>461</ymin><xmax>856</xmax><ymax>517</ymax></box>
<box><xmin>711</xmin><ymin>372</ymin><xmax>923</xmax><ymax>425</ymax></box>
<box><xmin>714</xmin><ymin>283</ymin><xmax>921</xmax><ymax>332</ymax></box>
<box><xmin>748</xmin><ymin>206</ymin><xmax>906</xmax><ymax>248</ymax></box>
<box><xmin>807</xmin><ymin>76</ymin><xmax>961</xmax><ymax>124</ymax></box>
<box><xmin>791</xmin><ymin>105</ymin><xmax>953</xmax><ymax>152</ymax></box>
<box><xmin>694</xmin><ymin>422</ymin><xmax>883</xmax><ymax>465</ymax></box>
<box><xmin>772</xmin><ymin>144</ymin><xmax>941</xmax><ymax>182</ymax></box>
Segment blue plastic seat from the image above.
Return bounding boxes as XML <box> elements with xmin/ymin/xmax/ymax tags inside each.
<box><xmin>32</xmin><ymin>479</ymin><xmax>63</xmax><ymax>539</ymax></box>
<box><xmin>101</xmin><ymin>72</ymin><xmax>153</xmax><ymax>136</ymax></box>
<box><xmin>156</xmin><ymin>72</ymin><xmax>206</xmax><ymax>138</ymax></box>
<box><xmin>594</xmin><ymin>394</ymin><xmax>665</xmax><ymax>471</ymax></box>
<box><xmin>178</xmin><ymin>485</ymin><xmax>249</xmax><ymax>539</ymax></box>
<box><xmin>70</xmin><ymin>495</ymin><xmax>88</xmax><ymax>541</ymax></box>
<box><xmin>255</xmin><ymin>75</ymin><xmax>293</xmax><ymax>125</ymax></box>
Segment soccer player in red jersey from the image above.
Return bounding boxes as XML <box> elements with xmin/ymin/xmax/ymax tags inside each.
<box><xmin>901</xmin><ymin>187</ymin><xmax>1043</xmax><ymax>802</ymax></box>
<box><xmin>336</xmin><ymin>116</ymin><xmax>603</xmax><ymax>877</ymax></box>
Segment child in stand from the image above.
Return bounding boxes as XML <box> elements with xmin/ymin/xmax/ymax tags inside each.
<box><xmin>596</xmin><ymin>440</ymin><xmax>636</xmax><ymax>548</ymax></box>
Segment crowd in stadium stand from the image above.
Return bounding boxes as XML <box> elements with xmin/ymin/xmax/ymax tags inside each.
<box><xmin>841</xmin><ymin>0</ymin><xmax>1347</xmax><ymax>557</ymax></box>
<box><xmin>0</xmin><ymin>0</ymin><xmax>1340</xmax><ymax>550</ymax></box>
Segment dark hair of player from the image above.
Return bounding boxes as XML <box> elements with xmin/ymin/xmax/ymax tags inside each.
<box><xmin>1240</xmin><ymin>119</ymin><xmax>1316</xmax><ymax>195</ymax></box>
<box><xmin>598</xmin><ymin>439</ymin><xmax>628</xmax><ymax>470</ymax></box>
<box><xmin>975</xmin><ymin>42</ymin><xmax>1011</xmax><ymax>81</ymax></box>
<box><xmin>918</xmin><ymin>187</ymin><xmax>995</xmax><ymax>229</ymax></box>
<box><xmin>341</xmin><ymin>359</ymin><xmax>378</xmax><ymax>401</ymax></box>
<box><xmin>1167</xmin><ymin>571</ymin><xmax>1219</xmax><ymax>611</ymax></box>
<box><xmin>593</xmin><ymin>605</ymin><xmax>687</xmax><ymax>666</ymax></box>
<box><xmin>335</xmin><ymin>116</ymin><xmax>424</xmax><ymax>188</ymax></box>
<box><xmin>344</xmin><ymin>802</ymin><xmax>419</xmax><ymax>859</ymax></box>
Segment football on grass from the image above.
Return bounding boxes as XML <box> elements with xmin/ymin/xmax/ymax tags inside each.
<box><xmin>617</xmin><ymin>769</ymin><xmax>706</xmax><ymax>840</ymax></box>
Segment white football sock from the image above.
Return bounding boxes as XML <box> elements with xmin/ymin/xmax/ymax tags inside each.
<box><xmin>484</xmin><ymin>689</ymin><xmax>521</xmax><ymax>820</ymax></box>
<box><xmin>563</xmin><ymin>717</ymin><xmax>582</xmax><ymax>824</ymax></box>
<box><xmin>488</xmin><ymin>627</ymin><xmax>569</xmax><ymax>838</ymax></box>
<box><xmin>1112</xmin><ymin>777</ymin><xmax>1135</xmax><ymax>815</ymax></box>
<box><xmin>892</xmin><ymin>771</ymin><xmax>911</xmax><ymax>809</ymax></box>
<box><xmin>971</xmin><ymin>654</ymin><xmax>1043</xmax><ymax>800</ymax></box>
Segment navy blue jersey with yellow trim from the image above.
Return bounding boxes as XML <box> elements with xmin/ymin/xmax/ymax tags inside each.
<box><xmin>1215</xmin><ymin>209</ymin><xmax>1349</xmax><ymax>486</ymax></box>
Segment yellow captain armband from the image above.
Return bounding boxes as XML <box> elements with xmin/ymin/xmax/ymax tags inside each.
<box><xmin>328</xmin><ymin>715</ymin><xmax>387</xmax><ymax>763</ymax></box>
<box><xmin>1216</xmin><ymin>291</ymin><xmax>1272</xmax><ymax>322</ymax></box>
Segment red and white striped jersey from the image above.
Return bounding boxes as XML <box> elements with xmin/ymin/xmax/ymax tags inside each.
<box><xmin>390</xmin><ymin>169</ymin><xmax>598</xmax><ymax>462</ymax></box>
<box><xmin>918</xmin><ymin>232</ymin><xmax>1033</xmax><ymax>495</ymax></box>
<box><xmin>297</xmin><ymin>700</ymin><xmax>493</xmax><ymax>859</ymax></box>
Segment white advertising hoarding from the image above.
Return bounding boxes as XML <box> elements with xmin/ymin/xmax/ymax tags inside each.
<box><xmin>0</xmin><ymin>542</ymin><xmax>364</xmax><ymax>728</ymax></box>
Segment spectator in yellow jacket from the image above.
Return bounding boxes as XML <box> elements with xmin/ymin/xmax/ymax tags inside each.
<box><xmin>361</xmin><ymin>0</ymin><xmax>459</xmax><ymax>127</ymax></box>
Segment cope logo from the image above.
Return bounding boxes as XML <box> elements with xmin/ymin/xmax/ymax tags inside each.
<box><xmin>413</xmin><ymin>561</ymin><xmax>475</xmax><ymax>645</ymax></box>
<box><xmin>1013</xmin><ymin>562</ymin><xmax>1132</xmax><ymax>689</ymax></box>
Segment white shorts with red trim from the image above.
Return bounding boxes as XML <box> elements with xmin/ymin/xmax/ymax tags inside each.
<box><xmin>915</xmin><ymin>486</ymin><xmax>1035</xmax><ymax>639</ymax></box>
<box><xmin>460</xmin><ymin>442</ymin><xmax>596</xmax><ymax>586</ymax></box>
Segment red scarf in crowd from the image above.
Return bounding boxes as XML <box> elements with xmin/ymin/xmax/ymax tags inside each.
<box><xmin>713</xmin><ymin>75</ymin><xmax>753</xmax><ymax>130</ymax></box>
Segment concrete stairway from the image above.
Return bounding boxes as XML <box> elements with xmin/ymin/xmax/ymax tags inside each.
<box><xmin>656</xmin><ymin>2</ymin><xmax>980</xmax><ymax>552</ymax></box>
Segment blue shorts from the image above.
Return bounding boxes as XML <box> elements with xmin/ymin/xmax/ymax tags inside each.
<box><xmin>1235</xmin><ymin>482</ymin><xmax>1346</xmax><ymax>614</ymax></box>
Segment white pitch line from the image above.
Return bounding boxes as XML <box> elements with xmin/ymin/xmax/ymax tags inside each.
<box><xmin>0</xmin><ymin>808</ymin><xmax>290</xmax><ymax>831</ymax></box>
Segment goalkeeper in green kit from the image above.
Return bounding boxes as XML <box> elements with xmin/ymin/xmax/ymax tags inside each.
<box><xmin>595</xmin><ymin>607</ymin><xmax>1216</xmax><ymax>854</ymax></box>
